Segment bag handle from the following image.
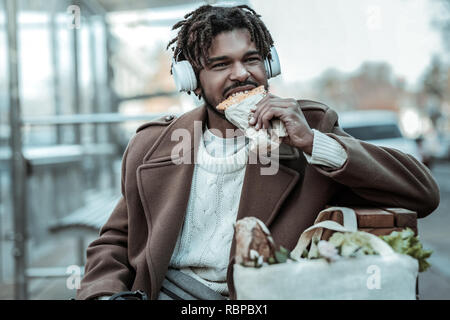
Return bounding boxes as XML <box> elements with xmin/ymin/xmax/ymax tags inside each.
<box><xmin>290</xmin><ymin>207</ymin><xmax>394</xmax><ymax>261</ymax></box>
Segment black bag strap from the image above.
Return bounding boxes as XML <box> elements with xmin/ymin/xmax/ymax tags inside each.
<box><xmin>158</xmin><ymin>269</ymin><xmax>227</xmax><ymax>300</ymax></box>
<box><xmin>109</xmin><ymin>290</ymin><xmax>148</xmax><ymax>300</ymax></box>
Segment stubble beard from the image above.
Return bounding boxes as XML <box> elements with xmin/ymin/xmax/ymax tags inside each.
<box><xmin>198</xmin><ymin>90</ymin><xmax>228</xmax><ymax>121</ymax></box>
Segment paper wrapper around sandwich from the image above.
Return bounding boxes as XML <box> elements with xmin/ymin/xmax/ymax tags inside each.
<box><xmin>223</xmin><ymin>92</ymin><xmax>287</xmax><ymax>154</ymax></box>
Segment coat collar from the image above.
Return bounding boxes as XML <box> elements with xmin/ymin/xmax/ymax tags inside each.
<box><xmin>137</xmin><ymin>105</ymin><xmax>303</xmax><ymax>299</ymax></box>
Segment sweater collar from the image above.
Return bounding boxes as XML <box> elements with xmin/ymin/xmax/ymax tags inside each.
<box><xmin>197</xmin><ymin>131</ymin><xmax>249</xmax><ymax>173</ymax></box>
<box><xmin>203</xmin><ymin>126</ymin><xmax>249</xmax><ymax>157</ymax></box>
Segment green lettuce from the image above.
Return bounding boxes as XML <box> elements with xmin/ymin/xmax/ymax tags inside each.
<box><xmin>379</xmin><ymin>228</ymin><xmax>433</xmax><ymax>272</ymax></box>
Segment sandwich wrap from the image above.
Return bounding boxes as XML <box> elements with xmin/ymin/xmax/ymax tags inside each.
<box><xmin>217</xmin><ymin>86</ymin><xmax>287</xmax><ymax>153</ymax></box>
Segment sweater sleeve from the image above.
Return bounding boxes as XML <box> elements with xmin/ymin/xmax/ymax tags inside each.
<box><xmin>303</xmin><ymin>129</ymin><xmax>347</xmax><ymax>169</ymax></box>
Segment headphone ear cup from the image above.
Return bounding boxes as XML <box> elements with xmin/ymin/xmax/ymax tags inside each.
<box><xmin>171</xmin><ymin>59</ymin><xmax>198</xmax><ymax>92</ymax></box>
<box><xmin>264</xmin><ymin>46</ymin><xmax>281</xmax><ymax>79</ymax></box>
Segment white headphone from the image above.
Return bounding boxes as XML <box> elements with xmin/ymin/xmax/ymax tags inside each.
<box><xmin>171</xmin><ymin>46</ymin><xmax>281</xmax><ymax>92</ymax></box>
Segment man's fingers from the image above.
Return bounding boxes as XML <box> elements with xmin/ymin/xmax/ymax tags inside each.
<box><xmin>251</xmin><ymin>98</ymin><xmax>286</xmax><ymax>126</ymax></box>
<box><xmin>259</xmin><ymin>107</ymin><xmax>274</xmax><ymax>129</ymax></box>
<box><xmin>258</xmin><ymin>107</ymin><xmax>290</xmax><ymax>130</ymax></box>
<box><xmin>251</xmin><ymin>101</ymin><xmax>291</xmax><ymax>130</ymax></box>
<box><xmin>254</xmin><ymin>105</ymin><xmax>269</xmax><ymax>129</ymax></box>
<box><xmin>250</xmin><ymin>95</ymin><xmax>270</xmax><ymax>123</ymax></box>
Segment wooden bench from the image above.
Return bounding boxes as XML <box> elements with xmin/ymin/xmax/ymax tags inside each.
<box><xmin>1</xmin><ymin>143</ymin><xmax>119</xmax><ymax>242</ymax></box>
<box><xmin>48</xmin><ymin>192</ymin><xmax>121</xmax><ymax>263</ymax></box>
<box><xmin>26</xmin><ymin>191</ymin><xmax>120</xmax><ymax>279</ymax></box>
<box><xmin>321</xmin><ymin>207</ymin><xmax>418</xmax><ymax>240</ymax></box>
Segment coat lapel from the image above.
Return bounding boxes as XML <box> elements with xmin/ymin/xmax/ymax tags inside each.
<box><xmin>236</xmin><ymin>159</ymin><xmax>300</xmax><ymax>227</ymax></box>
<box><xmin>136</xmin><ymin>107</ymin><xmax>205</xmax><ymax>299</ymax></box>
<box><xmin>135</xmin><ymin>105</ymin><xmax>303</xmax><ymax>299</ymax></box>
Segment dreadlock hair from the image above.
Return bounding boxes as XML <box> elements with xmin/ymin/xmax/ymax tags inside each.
<box><xmin>167</xmin><ymin>5</ymin><xmax>274</xmax><ymax>91</ymax></box>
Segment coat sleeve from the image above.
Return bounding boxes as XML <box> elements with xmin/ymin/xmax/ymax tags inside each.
<box><xmin>76</xmin><ymin>139</ymin><xmax>135</xmax><ymax>300</ymax></box>
<box><xmin>314</xmin><ymin>108</ymin><xmax>440</xmax><ymax>218</ymax></box>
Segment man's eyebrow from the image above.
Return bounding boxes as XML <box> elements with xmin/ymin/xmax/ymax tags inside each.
<box><xmin>243</xmin><ymin>50</ymin><xmax>261</xmax><ymax>57</ymax></box>
<box><xmin>206</xmin><ymin>55</ymin><xmax>228</xmax><ymax>65</ymax></box>
<box><xmin>206</xmin><ymin>50</ymin><xmax>262</xmax><ymax>65</ymax></box>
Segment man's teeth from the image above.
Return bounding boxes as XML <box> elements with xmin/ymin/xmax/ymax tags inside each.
<box><xmin>230</xmin><ymin>90</ymin><xmax>249</xmax><ymax>97</ymax></box>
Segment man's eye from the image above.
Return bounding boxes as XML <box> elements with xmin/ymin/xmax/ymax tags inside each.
<box><xmin>246</xmin><ymin>57</ymin><xmax>260</xmax><ymax>62</ymax></box>
<box><xmin>212</xmin><ymin>62</ymin><xmax>228</xmax><ymax>69</ymax></box>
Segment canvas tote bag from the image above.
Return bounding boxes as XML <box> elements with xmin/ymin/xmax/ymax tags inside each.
<box><xmin>233</xmin><ymin>207</ymin><xmax>418</xmax><ymax>300</ymax></box>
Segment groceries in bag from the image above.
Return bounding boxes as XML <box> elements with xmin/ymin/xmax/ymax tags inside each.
<box><xmin>233</xmin><ymin>207</ymin><xmax>432</xmax><ymax>299</ymax></box>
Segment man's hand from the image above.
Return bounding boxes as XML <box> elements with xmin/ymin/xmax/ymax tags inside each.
<box><xmin>248</xmin><ymin>94</ymin><xmax>314</xmax><ymax>154</ymax></box>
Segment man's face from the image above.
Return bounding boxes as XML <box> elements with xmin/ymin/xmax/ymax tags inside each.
<box><xmin>196</xmin><ymin>28</ymin><xmax>268</xmax><ymax>113</ymax></box>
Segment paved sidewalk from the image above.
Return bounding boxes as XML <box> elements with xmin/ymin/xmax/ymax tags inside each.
<box><xmin>416</xmin><ymin>162</ymin><xmax>450</xmax><ymax>300</ymax></box>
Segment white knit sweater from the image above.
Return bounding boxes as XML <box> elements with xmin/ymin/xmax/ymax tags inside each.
<box><xmin>169</xmin><ymin>128</ymin><xmax>249</xmax><ymax>295</ymax></box>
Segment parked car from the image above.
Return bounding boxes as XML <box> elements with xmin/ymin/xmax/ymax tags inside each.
<box><xmin>337</xmin><ymin>110</ymin><xmax>423</xmax><ymax>163</ymax></box>
<box><xmin>417</xmin><ymin>130</ymin><xmax>450</xmax><ymax>166</ymax></box>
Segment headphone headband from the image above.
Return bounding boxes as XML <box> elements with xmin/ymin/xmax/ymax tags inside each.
<box><xmin>171</xmin><ymin>46</ymin><xmax>281</xmax><ymax>92</ymax></box>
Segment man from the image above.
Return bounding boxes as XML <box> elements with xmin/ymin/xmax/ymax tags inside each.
<box><xmin>77</xmin><ymin>5</ymin><xmax>439</xmax><ymax>300</ymax></box>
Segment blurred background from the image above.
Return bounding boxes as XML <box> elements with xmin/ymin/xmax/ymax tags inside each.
<box><xmin>0</xmin><ymin>0</ymin><xmax>449</xmax><ymax>299</ymax></box>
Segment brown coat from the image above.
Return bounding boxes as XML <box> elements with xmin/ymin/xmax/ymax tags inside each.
<box><xmin>76</xmin><ymin>101</ymin><xmax>439</xmax><ymax>300</ymax></box>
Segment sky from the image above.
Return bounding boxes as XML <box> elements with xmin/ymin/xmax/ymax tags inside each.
<box><xmin>249</xmin><ymin>0</ymin><xmax>446</xmax><ymax>88</ymax></box>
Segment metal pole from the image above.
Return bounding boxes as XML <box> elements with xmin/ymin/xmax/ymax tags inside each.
<box><xmin>89</xmin><ymin>18</ymin><xmax>101</xmax><ymax>190</ymax></box>
<box><xmin>104</xmin><ymin>20</ymin><xmax>117</xmax><ymax>113</ymax></box>
<box><xmin>72</xmin><ymin>10</ymin><xmax>81</xmax><ymax>144</ymax></box>
<box><xmin>50</xmin><ymin>10</ymin><xmax>63</xmax><ymax>144</ymax></box>
<box><xmin>104</xmin><ymin>19</ymin><xmax>117</xmax><ymax>190</ymax></box>
<box><xmin>89</xmin><ymin>17</ymin><xmax>99</xmax><ymax>142</ymax></box>
<box><xmin>6</xmin><ymin>0</ymin><xmax>28</xmax><ymax>300</ymax></box>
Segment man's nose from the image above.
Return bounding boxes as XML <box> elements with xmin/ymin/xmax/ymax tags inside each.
<box><xmin>229</xmin><ymin>62</ymin><xmax>250</xmax><ymax>82</ymax></box>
